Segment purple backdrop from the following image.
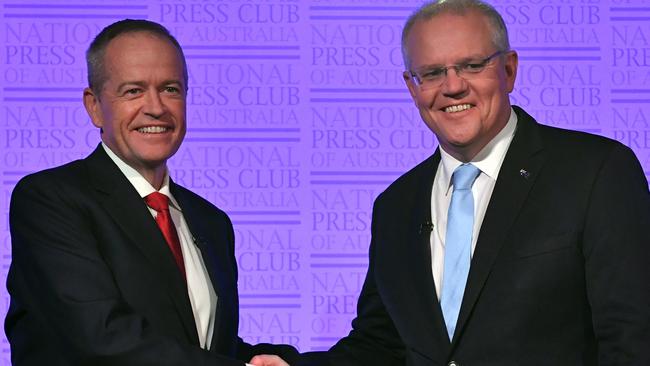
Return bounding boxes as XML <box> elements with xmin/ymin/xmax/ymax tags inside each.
<box><xmin>1</xmin><ymin>0</ymin><xmax>649</xmax><ymax>361</ymax></box>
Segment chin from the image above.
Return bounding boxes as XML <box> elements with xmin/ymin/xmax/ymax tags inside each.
<box><xmin>136</xmin><ymin>151</ymin><xmax>172</xmax><ymax>164</ymax></box>
<box><xmin>445</xmin><ymin>128</ymin><xmax>478</xmax><ymax>143</ymax></box>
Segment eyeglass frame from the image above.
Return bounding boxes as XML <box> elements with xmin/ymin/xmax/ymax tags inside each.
<box><xmin>405</xmin><ymin>50</ymin><xmax>509</xmax><ymax>90</ymax></box>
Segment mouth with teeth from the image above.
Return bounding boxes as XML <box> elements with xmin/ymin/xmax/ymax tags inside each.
<box><xmin>137</xmin><ymin>126</ymin><xmax>170</xmax><ymax>134</ymax></box>
<box><xmin>443</xmin><ymin>104</ymin><xmax>473</xmax><ymax>113</ymax></box>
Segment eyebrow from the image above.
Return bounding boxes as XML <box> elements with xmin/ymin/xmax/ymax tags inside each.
<box><xmin>115</xmin><ymin>81</ymin><xmax>146</xmax><ymax>91</ymax></box>
<box><xmin>115</xmin><ymin>79</ymin><xmax>184</xmax><ymax>91</ymax></box>
<box><xmin>160</xmin><ymin>79</ymin><xmax>184</xmax><ymax>87</ymax></box>
<box><xmin>414</xmin><ymin>54</ymin><xmax>490</xmax><ymax>70</ymax></box>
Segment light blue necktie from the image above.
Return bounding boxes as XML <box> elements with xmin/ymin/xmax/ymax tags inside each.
<box><xmin>440</xmin><ymin>163</ymin><xmax>480</xmax><ymax>340</ymax></box>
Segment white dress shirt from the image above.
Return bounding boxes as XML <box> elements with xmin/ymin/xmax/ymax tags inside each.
<box><xmin>430</xmin><ymin>108</ymin><xmax>518</xmax><ymax>299</ymax></box>
<box><xmin>102</xmin><ymin>143</ymin><xmax>217</xmax><ymax>350</ymax></box>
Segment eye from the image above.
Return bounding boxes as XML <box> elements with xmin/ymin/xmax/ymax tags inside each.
<box><xmin>124</xmin><ymin>88</ymin><xmax>142</xmax><ymax>95</ymax></box>
<box><xmin>420</xmin><ymin>68</ymin><xmax>446</xmax><ymax>80</ymax></box>
<box><xmin>462</xmin><ymin>61</ymin><xmax>487</xmax><ymax>72</ymax></box>
<box><xmin>164</xmin><ymin>86</ymin><xmax>180</xmax><ymax>94</ymax></box>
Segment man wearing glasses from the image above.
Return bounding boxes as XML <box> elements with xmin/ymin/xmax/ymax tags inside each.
<box><xmin>255</xmin><ymin>0</ymin><xmax>650</xmax><ymax>365</ymax></box>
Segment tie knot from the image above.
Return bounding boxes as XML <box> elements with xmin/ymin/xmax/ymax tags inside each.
<box><xmin>451</xmin><ymin>164</ymin><xmax>480</xmax><ymax>191</ymax></box>
<box><xmin>144</xmin><ymin>192</ymin><xmax>170</xmax><ymax>212</ymax></box>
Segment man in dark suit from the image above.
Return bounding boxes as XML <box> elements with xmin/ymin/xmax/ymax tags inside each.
<box><xmin>255</xmin><ymin>1</ymin><xmax>650</xmax><ymax>365</ymax></box>
<box><xmin>5</xmin><ymin>19</ymin><xmax>295</xmax><ymax>366</ymax></box>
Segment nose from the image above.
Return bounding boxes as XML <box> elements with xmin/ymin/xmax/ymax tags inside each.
<box><xmin>143</xmin><ymin>89</ymin><xmax>165</xmax><ymax>119</ymax></box>
<box><xmin>441</xmin><ymin>69</ymin><xmax>468</xmax><ymax>97</ymax></box>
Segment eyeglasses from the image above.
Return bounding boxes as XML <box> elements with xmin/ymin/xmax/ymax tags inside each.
<box><xmin>406</xmin><ymin>50</ymin><xmax>507</xmax><ymax>90</ymax></box>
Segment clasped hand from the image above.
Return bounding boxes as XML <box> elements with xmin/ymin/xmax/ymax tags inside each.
<box><xmin>249</xmin><ymin>354</ymin><xmax>290</xmax><ymax>366</ymax></box>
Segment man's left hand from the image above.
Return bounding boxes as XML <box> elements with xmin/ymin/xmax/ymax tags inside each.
<box><xmin>249</xmin><ymin>354</ymin><xmax>290</xmax><ymax>366</ymax></box>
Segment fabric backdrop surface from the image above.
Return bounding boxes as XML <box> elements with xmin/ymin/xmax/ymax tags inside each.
<box><xmin>0</xmin><ymin>0</ymin><xmax>648</xmax><ymax>362</ymax></box>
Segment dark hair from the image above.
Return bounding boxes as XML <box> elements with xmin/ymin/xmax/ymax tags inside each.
<box><xmin>86</xmin><ymin>19</ymin><xmax>188</xmax><ymax>94</ymax></box>
<box><xmin>401</xmin><ymin>0</ymin><xmax>510</xmax><ymax>68</ymax></box>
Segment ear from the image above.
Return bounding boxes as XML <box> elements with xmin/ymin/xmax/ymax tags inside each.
<box><xmin>503</xmin><ymin>50</ymin><xmax>518</xmax><ymax>93</ymax></box>
<box><xmin>83</xmin><ymin>87</ymin><xmax>104</xmax><ymax>129</ymax></box>
<box><xmin>403</xmin><ymin>71</ymin><xmax>419</xmax><ymax>105</ymax></box>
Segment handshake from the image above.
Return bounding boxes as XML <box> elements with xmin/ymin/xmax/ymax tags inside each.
<box><xmin>249</xmin><ymin>355</ymin><xmax>289</xmax><ymax>366</ymax></box>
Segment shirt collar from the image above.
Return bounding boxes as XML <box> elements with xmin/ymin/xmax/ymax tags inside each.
<box><xmin>438</xmin><ymin>107</ymin><xmax>518</xmax><ymax>194</ymax></box>
<box><xmin>101</xmin><ymin>143</ymin><xmax>181</xmax><ymax>211</ymax></box>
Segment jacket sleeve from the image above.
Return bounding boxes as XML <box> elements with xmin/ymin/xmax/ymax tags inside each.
<box><xmin>582</xmin><ymin>143</ymin><xmax>650</xmax><ymax>365</ymax></box>
<box><xmin>292</xmin><ymin>198</ymin><xmax>406</xmax><ymax>366</ymax></box>
<box><xmin>5</xmin><ymin>174</ymin><xmax>245</xmax><ymax>366</ymax></box>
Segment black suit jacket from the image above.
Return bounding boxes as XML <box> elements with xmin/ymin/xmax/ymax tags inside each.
<box><xmin>5</xmin><ymin>145</ymin><xmax>297</xmax><ymax>365</ymax></box>
<box><xmin>295</xmin><ymin>106</ymin><xmax>650</xmax><ymax>366</ymax></box>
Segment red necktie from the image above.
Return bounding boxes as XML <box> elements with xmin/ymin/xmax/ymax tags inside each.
<box><xmin>144</xmin><ymin>192</ymin><xmax>186</xmax><ymax>279</ymax></box>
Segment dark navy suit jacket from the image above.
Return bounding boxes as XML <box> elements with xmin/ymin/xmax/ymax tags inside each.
<box><xmin>294</xmin><ymin>106</ymin><xmax>650</xmax><ymax>366</ymax></box>
<box><xmin>6</xmin><ymin>145</ymin><xmax>297</xmax><ymax>365</ymax></box>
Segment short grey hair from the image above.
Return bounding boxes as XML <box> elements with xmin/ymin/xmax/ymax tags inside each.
<box><xmin>86</xmin><ymin>19</ymin><xmax>188</xmax><ymax>95</ymax></box>
<box><xmin>401</xmin><ymin>0</ymin><xmax>510</xmax><ymax>68</ymax></box>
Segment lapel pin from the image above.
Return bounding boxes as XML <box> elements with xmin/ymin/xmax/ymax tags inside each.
<box><xmin>519</xmin><ymin>169</ymin><xmax>530</xmax><ymax>179</ymax></box>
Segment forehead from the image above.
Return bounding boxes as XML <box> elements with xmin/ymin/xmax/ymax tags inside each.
<box><xmin>405</xmin><ymin>11</ymin><xmax>494</xmax><ymax>66</ymax></box>
<box><xmin>102</xmin><ymin>32</ymin><xmax>184</xmax><ymax>78</ymax></box>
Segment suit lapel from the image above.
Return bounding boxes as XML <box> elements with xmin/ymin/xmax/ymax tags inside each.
<box><xmin>84</xmin><ymin>146</ymin><xmax>199</xmax><ymax>344</ymax></box>
<box><xmin>451</xmin><ymin>107</ymin><xmax>547</xmax><ymax>346</ymax></box>
<box><xmin>403</xmin><ymin>152</ymin><xmax>453</xmax><ymax>351</ymax></box>
<box><xmin>170</xmin><ymin>183</ymin><xmax>231</xmax><ymax>353</ymax></box>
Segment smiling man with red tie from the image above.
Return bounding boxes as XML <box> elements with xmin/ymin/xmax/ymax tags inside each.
<box><xmin>5</xmin><ymin>19</ymin><xmax>296</xmax><ymax>366</ymax></box>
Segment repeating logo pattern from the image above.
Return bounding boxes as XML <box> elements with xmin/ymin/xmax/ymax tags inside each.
<box><xmin>0</xmin><ymin>0</ymin><xmax>649</xmax><ymax>360</ymax></box>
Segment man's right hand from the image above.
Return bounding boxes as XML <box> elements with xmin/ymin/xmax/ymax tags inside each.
<box><xmin>249</xmin><ymin>354</ymin><xmax>290</xmax><ymax>366</ymax></box>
